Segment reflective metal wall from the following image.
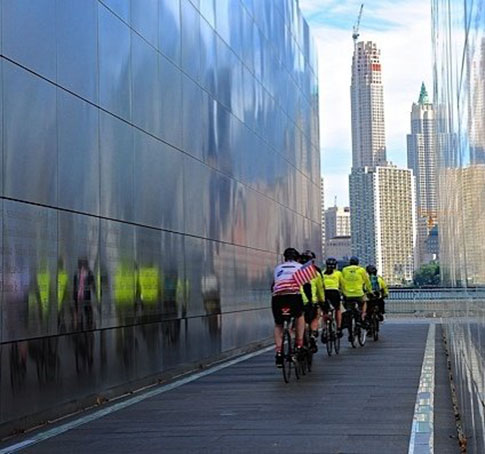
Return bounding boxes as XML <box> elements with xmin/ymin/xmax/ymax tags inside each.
<box><xmin>432</xmin><ymin>0</ymin><xmax>485</xmax><ymax>451</ymax></box>
<box><xmin>0</xmin><ymin>0</ymin><xmax>320</xmax><ymax>432</ymax></box>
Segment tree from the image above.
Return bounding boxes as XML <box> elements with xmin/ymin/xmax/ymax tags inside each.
<box><xmin>413</xmin><ymin>262</ymin><xmax>440</xmax><ymax>286</ymax></box>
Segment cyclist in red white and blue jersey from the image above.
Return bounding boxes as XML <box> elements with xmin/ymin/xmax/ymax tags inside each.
<box><xmin>271</xmin><ymin>247</ymin><xmax>305</xmax><ymax>367</ymax></box>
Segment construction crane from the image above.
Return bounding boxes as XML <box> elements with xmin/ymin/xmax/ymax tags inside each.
<box><xmin>352</xmin><ymin>3</ymin><xmax>364</xmax><ymax>46</ymax></box>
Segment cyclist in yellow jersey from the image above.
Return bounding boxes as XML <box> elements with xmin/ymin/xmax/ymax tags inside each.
<box><xmin>366</xmin><ymin>265</ymin><xmax>389</xmax><ymax>321</ymax></box>
<box><xmin>341</xmin><ymin>256</ymin><xmax>371</xmax><ymax>328</ymax></box>
<box><xmin>322</xmin><ymin>257</ymin><xmax>344</xmax><ymax>337</ymax></box>
<box><xmin>299</xmin><ymin>250</ymin><xmax>324</xmax><ymax>352</ymax></box>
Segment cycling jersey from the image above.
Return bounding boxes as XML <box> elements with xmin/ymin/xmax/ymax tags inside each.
<box><xmin>300</xmin><ymin>273</ymin><xmax>324</xmax><ymax>305</ymax></box>
<box><xmin>323</xmin><ymin>269</ymin><xmax>343</xmax><ymax>290</ymax></box>
<box><xmin>272</xmin><ymin>261</ymin><xmax>302</xmax><ymax>295</ymax></box>
<box><xmin>378</xmin><ymin>275</ymin><xmax>389</xmax><ymax>297</ymax></box>
<box><xmin>341</xmin><ymin>265</ymin><xmax>371</xmax><ymax>297</ymax></box>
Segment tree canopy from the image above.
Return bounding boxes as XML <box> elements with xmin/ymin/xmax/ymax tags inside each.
<box><xmin>413</xmin><ymin>262</ymin><xmax>440</xmax><ymax>286</ymax></box>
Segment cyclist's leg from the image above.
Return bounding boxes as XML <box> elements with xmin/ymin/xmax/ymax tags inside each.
<box><xmin>327</xmin><ymin>290</ymin><xmax>342</xmax><ymax>331</ymax></box>
<box><xmin>271</xmin><ymin>296</ymin><xmax>285</xmax><ymax>353</ymax></box>
<box><xmin>291</xmin><ymin>294</ymin><xmax>305</xmax><ymax>348</ymax></box>
<box><xmin>309</xmin><ymin>304</ymin><xmax>319</xmax><ymax>335</ymax></box>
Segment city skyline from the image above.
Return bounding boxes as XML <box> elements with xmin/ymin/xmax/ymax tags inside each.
<box><xmin>300</xmin><ymin>0</ymin><xmax>432</xmax><ymax>207</ymax></box>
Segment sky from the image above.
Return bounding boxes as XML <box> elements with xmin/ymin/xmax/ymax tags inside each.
<box><xmin>299</xmin><ymin>0</ymin><xmax>433</xmax><ymax>208</ymax></box>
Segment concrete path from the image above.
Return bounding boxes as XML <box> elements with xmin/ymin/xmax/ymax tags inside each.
<box><xmin>3</xmin><ymin>322</ymin><xmax>459</xmax><ymax>453</ymax></box>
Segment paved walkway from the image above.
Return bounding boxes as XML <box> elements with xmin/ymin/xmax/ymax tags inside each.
<box><xmin>3</xmin><ymin>321</ymin><xmax>459</xmax><ymax>453</ymax></box>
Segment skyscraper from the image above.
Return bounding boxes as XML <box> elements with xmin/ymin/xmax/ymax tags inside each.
<box><xmin>407</xmin><ymin>83</ymin><xmax>438</xmax><ymax>265</ymax></box>
<box><xmin>349</xmin><ymin>41</ymin><xmax>416</xmax><ymax>283</ymax></box>
<box><xmin>351</xmin><ymin>41</ymin><xmax>387</xmax><ymax>168</ymax></box>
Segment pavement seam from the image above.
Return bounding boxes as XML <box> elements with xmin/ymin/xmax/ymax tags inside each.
<box><xmin>408</xmin><ymin>323</ymin><xmax>435</xmax><ymax>454</ymax></box>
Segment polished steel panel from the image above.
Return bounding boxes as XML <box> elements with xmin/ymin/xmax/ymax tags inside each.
<box><xmin>199</xmin><ymin>0</ymin><xmax>215</xmax><ymax>28</ymax></box>
<box><xmin>99</xmin><ymin>111</ymin><xmax>135</xmax><ymax>222</ymax></box>
<box><xmin>0</xmin><ymin>0</ymin><xmax>321</xmax><ymax>435</ymax></box>
<box><xmin>2</xmin><ymin>0</ymin><xmax>56</xmax><ymax>81</ymax></box>
<box><xmin>199</xmin><ymin>18</ymin><xmax>217</xmax><ymax>96</ymax></box>
<box><xmin>134</xmin><ymin>131</ymin><xmax>163</xmax><ymax>228</ymax></box>
<box><xmin>159</xmin><ymin>0</ymin><xmax>181</xmax><ymax>65</ymax></box>
<box><xmin>100</xmin><ymin>0</ymin><xmax>131</xmax><ymax>23</ymax></box>
<box><xmin>131</xmin><ymin>32</ymin><xmax>161</xmax><ymax>137</ymax></box>
<box><xmin>56</xmin><ymin>0</ymin><xmax>98</xmax><ymax>102</ymax></box>
<box><xmin>159</xmin><ymin>143</ymin><xmax>185</xmax><ymax>232</ymax></box>
<box><xmin>2</xmin><ymin>201</ymin><xmax>58</xmax><ymax>342</ymax></box>
<box><xmin>98</xmin><ymin>4</ymin><xmax>132</xmax><ymax>120</ymax></box>
<box><xmin>3</xmin><ymin>61</ymin><xmax>57</xmax><ymax>206</ymax></box>
<box><xmin>131</xmin><ymin>0</ymin><xmax>158</xmax><ymax>47</ymax></box>
<box><xmin>57</xmin><ymin>212</ymin><xmax>100</xmax><ymax>335</ymax></box>
<box><xmin>134</xmin><ymin>133</ymin><xmax>185</xmax><ymax>232</ymax></box>
<box><xmin>99</xmin><ymin>219</ymin><xmax>135</xmax><ymax>329</ymax></box>
<box><xmin>182</xmin><ymin>74</ymin><xmax>203</xmax><ymax>160</ymax></box>
<box><xmin>183</xmin><ymin>157</ymin><xmax>210</xmax><ymax>238</ymax></box>
<box><xmin>57</xmin><ymin>90</ymin><xmax>100</xmax><ymax>215</ymax></box>
<box><xmin>159</xmin><ymin>54</ymin><xmax>183</xmax><ymax>149</ymax></box>
<box><xmin>181</xmin><ymin>0</ymin><xmax>201</xmax><ymax>81</ymax></box>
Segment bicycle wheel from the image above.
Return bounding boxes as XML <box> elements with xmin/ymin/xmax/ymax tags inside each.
<box><xmin>373</xmin><ymin>315</ymin><xmax>379</xmax><ymax>341</ymax></box>
<box><xmin>349</xmin><ymin>315</ymin><xmax>357</xmax><ymax>348</ymax></box>
<box><xmin>358</xmin><ymin>320</ymin><xmax>367</xmax><ymax>346</ymax></box>
<box><xmin>282</xmin><ymin>328</ymin><xmax>292</xmax><ymax>383</ymax></box>
<box><xmin>326</xmin><ymin>320</ymin><xmax>333</xmax><ymax>357</ymax></box>
<box><xmin>333</xmin><ymin>320</ymin><xmax>340</xmax><ymax>354</ymax></box>
<box><xmin>306</xmin><ymin>346</ymin><xmax>313</xmax><ymax>372</ymax></box>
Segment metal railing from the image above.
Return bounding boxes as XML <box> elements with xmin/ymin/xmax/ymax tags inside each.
<box><xmin>387</xmin><ymin>287</ymin><xmax>485</xmax><ymax>315</ymax></box>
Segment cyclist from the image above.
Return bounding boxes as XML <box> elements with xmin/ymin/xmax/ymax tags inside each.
<box><xmin>365</xmin><ymin>265</ymin><xmax>389</xmax><ymax>321</ymax></box>
<box><xmin>300</xmin><ymin>250</ymin><xmax>324</xmax><ymax>352</ymax></box>
<box><xmin>322</xmin><ymin>257</ymin><xmax>344</xmax><ymax>338</ymax></box>
<box><xmin>271</xmin><ymin>248</ymin><xmax>305</xmax><ymax>367</ymax></box>
<box><xmin>341</xmin><ymin>256</ymin><xmax>371</xmax><ymax>337</ymax></box>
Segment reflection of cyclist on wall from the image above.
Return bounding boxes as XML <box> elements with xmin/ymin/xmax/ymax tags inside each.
<box><xmin>322</xmin><ymin>257</ymin><xmax>344</xmax><ymax>337</ymax></box>
<box><xmin>341</xmin><ymin>256</ymin><xmax>371</xmax><ymax>329</ymax></box>
<box><xmin>271</xmin><ymin>248</ymin><xmax>305</xmax><ymax>367</ymax></box>
<box><xmin>365</xmin><ymin>265</ymin><xmax>388</xmax><ymax>321</ymax></box>
<box><xmin>299</xmin><ymin>250</ymin><xmax>324</xmax><ymax>352</ymax></box>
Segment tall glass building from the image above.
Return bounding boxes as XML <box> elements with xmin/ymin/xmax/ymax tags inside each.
<box><xmin>0</xmin><ymin>0</ymin><xmax>320</xmax><ymax>433</ymax></box>
<box><xmin>433</xmin><ymin>0</ymin><xmax>485</xmax><ymax>451</ymax></box>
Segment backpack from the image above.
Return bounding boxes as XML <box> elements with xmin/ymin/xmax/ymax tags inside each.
<box><xmin>370</xmin><ymin>275</ymin><xmax>380</xmax><ymax>293</ymax></box>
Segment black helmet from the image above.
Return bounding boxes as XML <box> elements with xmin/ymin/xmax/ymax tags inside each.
<box><xmin>326</xmin><ymin>257</ymin><xmax>337</xmax><ymax>268</ymax></box>
<box><xmin>283</xmin><ymin>247</ymin><xmax>300</xmax><ymax>261</ymax></box>
<box><xmin>366</xmin><ymin>265</ymin><xmax>377</xmax><ymax>275</ymax></box>
<box><xmin>300</xmin><ymin>249</ymin><xmax>316</xmax><ymax>263</ymax></box>
<box><xmin>349</xmin><ymin>256</ymin><xmax>359</xmax><ymax>265</ymax></box>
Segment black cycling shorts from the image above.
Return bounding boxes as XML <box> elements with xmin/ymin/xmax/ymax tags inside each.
<box><xmin>324</xmin><ymin>289</ymin><xmax>341</xmax><ymax>310</ymax></box>
<box><xmin>343</xmin><ymin>295</ymin><xmax>364</xmax><ymax>311</ymax></box>
<box><xmin>304</xmin><ymin>303</ymin><xmax>319</xmax><ymax>324</ymax></box>
<box><xmin>272</xmin><ymin>294</ymin><xmax>304</xmax><ymax>325</ymax></box>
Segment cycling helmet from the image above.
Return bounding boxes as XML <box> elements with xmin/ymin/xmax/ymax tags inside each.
<box><xmin>326</xmin><ymin>257</ymin><xmax>337</xmax><ymax>268</ymax></box>
<box><xmin>300</xmin><ymin>249</ymin><xmax>316</xmax><ymax>263</ymax></box>
<box><xmin>349</xmin><ymin>256</ymin><xmax>359</xmax><ymax>265</ymax></box>
<box><xmin>283</xmin><ymin>247</ymin><xmax>300</xmax><ymax>261</ymax></box>
<box><xmin>366</xmin><ymin>265</ymin><xmax>377</xmax><ymax>275</ymax></box>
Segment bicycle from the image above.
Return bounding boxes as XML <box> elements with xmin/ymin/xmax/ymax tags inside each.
<box><xmin>344</xmin><ymin>299</ymin><xmax>366</xmax><ymax>348</ymax></box>
<box><xmin>280</xmin><ymin>305</ymin><xmax>300</xmax><ymax>383</ymax></box>
<box><xmin>367</xmin><ymin>298</ymin><xmax>380</xmax><ymax>341</ymax></box>
<box><xmin>300</xmin><ymin>327</ymin><xmax>313</xmax><ymax>374</ymax></box>
<box><xmin>321</xmin><ymin>304</ymin><xmax>340</xmax><ymax>356</ymax></box>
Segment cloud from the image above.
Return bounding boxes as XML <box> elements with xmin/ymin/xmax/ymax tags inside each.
<box><xmin>300</xmin><ymin>0</ymin><xmax>432</xmax><ymax>207</ymax></box>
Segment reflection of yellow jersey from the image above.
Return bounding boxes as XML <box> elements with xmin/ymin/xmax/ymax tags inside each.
<box><xmin>58</xmin><ymin>270</ymin><xmax>68</xmax><ymax>310</ymax></box>
<box><xmin>323</xmin><ymin>270</ymin><xmax>343</xmax><ymax>290</ymax></box>
<box><xmin>37</xmin><ymin>271</ymin><xmax>50</xmax><ymax>315</ymax></box>
<box><xmin>115</xmin><ymin>267</ymin><xmax>135</xmax><ymax>306</ymax></box>
<box><xmin>138</xmin><ymin>267</ymin><xmax>159</xmax><ymax>304</ymax></box>
<box><xmin>341</xmin><ymin>265</ymin><xmax>371</xmax><ymax>297</ymax></box>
